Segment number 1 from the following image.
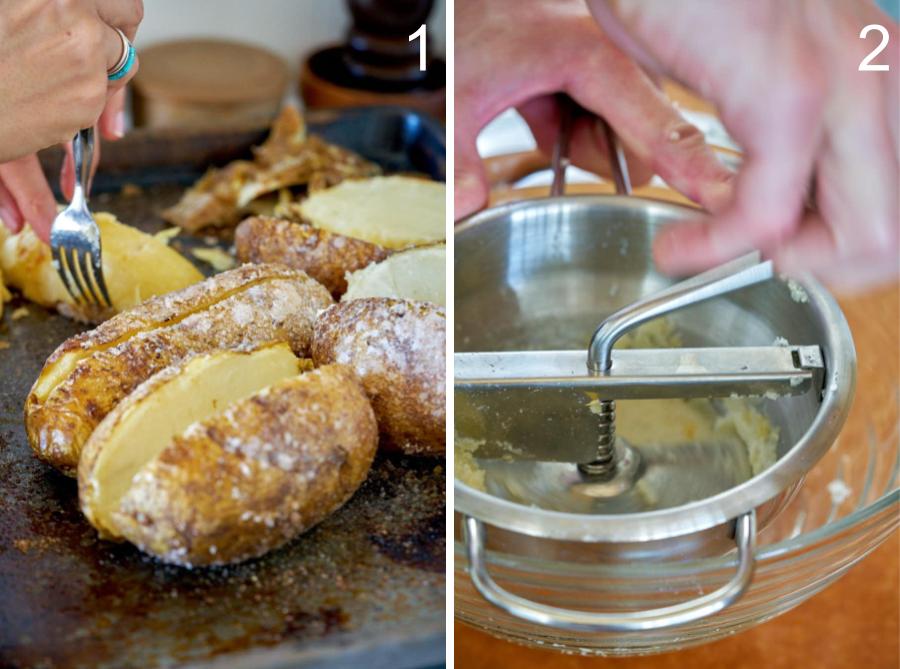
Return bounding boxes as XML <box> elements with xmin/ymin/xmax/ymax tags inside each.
<box><xmin>409</xmin><ymin>24</ymin><xmax>427</xmax><ymax>71</ymax></box>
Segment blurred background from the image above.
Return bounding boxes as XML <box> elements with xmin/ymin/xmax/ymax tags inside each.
<box><xmin>127</xmin><ymin>0</ymin><xmax>447</xmax><ymax>129</ymax></box>
<box><xmin>135</xmin><ymin>0</ymin><xmax>446</xmax><ymax>74</ymax></box>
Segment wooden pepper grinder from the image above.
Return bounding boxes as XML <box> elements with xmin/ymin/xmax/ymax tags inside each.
<box><xmin>300</xmin><ymin>0</ymin><xmax>445</xmax><ymax>120</ymax></box>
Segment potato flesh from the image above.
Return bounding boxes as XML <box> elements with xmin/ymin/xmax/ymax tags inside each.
<box><xmin>0</xmin><ymin>213</ymin><xmax>202</xmax><ymax>318</ymax></box>
<box><xmin>343</xmin><ymin>245</ymin><xmax>446</xmax><ymax>306</ymax></box>
<box><xmin>96</xmin><ymin>213</ymin><xmax>204</xmax><ymax>308</ymax></box>
<box><xmin>298</xmin><ymin>176</ymin><xmax>445</xmax><ymax>249</ymax></box>
<box><xmin>89</xmin><ymin>344</ymin><xmax>300</xmax><ymax>532</ymax></box>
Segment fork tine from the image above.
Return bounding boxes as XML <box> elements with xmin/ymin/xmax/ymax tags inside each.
<box><xmin>76</xmin><ymin>247</ymin><xmax>105</xmax><ymax>307</ymax></box>
<box><xmin>52</xmin><ymin>243</ymin><xmax>82</xmax><ymax>304</ymax></box>
<box><xmin>67</xmin><ymin>246</ymin><xmax>94</xmax><ymax>306</ymax></box>
<box><xmin>88</xmin><ymin>247</ymin><xmax>113</xmax><ymax>308</ymax></box>
<box><xmin>49</xmin><ymin>127</ymin><xmax>112</xmax><ymax>310</ymax></box>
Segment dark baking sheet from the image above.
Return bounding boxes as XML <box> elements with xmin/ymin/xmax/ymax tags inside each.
<box><xmin>0</xmin><ymin>108</ymin><xmax>446</xmax><ymax>669</ymax></box>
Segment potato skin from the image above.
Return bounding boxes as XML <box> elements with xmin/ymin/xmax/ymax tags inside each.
<box><xmin>35</xmin><ymin>264</ymin><xmax>309</xmax><ymax>368</ymax></box>
<box><xmin>312</xmin><ymin>298</ymin><xmax>445</xmax><ymax>456</ymax></box>
<box><xmin>92</xmin><ymin>364</ymin><xmax>377</xmax><ymax>567</ymax></box>
<box><xmin>26</xmin><ymin>264</ymin><xmax>333</xmax><ymax>475</ymax></box>
<box><xmin>235</xmin><ymin>216</ymin><xmax>390</xmax><ymax>297</ymax></box>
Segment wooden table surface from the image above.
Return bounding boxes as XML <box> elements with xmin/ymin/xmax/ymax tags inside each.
<box><xmin>458</xmin><ymin>173</ymin><xmax>900</xmax><ymax>667</ymax></box>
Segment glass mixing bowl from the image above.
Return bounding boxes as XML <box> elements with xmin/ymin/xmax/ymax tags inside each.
<box><xmin>454</xmin><ymin>196</ymin><xmax>899</xmax><ymax>655</ymax></box>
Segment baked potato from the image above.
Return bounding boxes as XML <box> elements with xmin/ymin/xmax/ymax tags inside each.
<box><xmin>235</xmin><ymin>176</ymin><xmax>445</xmax><ymax>297</ymax></box>
<box><xmin>235</xmin><ymin>216</ymin><xmax>390</xmax><ymax>297</ymax></box>
<box><xmin>25</xmin><ymin>263</ymin><xmax>333</xmax><ymax>475</ymax></box>
<box><xmin>0</xmin><ymin>213</ymin><xmax>203</xmax><ymax>323</ymax></box>
<box><xmin>342</xmin><ymin>244</ymin><xmax>445</xmax><ymax>306</ymax></box>
<box><xmin>79</xmin><ymin>344</ymin><xmax>377</xmax><ymax>566</ymax></box>
<box><xmin>311</xmin><ymin>298</ymin><xmax>445</xmax><ymax>456</ymax></box>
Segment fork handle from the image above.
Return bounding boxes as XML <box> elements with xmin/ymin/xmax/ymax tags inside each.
<box><xmin>71</xmin><ymin>127</ymin><xmax>94</xmax><ymax>205</ymax></box>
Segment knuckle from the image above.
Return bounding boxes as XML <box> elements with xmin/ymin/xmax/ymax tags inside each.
<box><xmin>69</xmin><ymin>23</ymin><xmax>103</xmax><ymax>66</ymax></box>
<box><xmin>54</xmin><ymin>0</ymin><xmax>79</xmax><ymax>13</ymax></box>
<box><xmin>777</xmin><ymin>51</ymin><xmax>827</xmax><ymax>113</ymax></box>
<box><xmin>654</xmin><ymin>120</ymin><xmax>705</xmax><ymax>155</ymax></box>
<box><xmin>109</xmin><ymin>0</ymin><xmax>144</xmax><ymax>39</ymax></box>
<box><xmin>130</xmin><ymin>0</ymin><xmax>145</xmax><ymax>27</ymax></box>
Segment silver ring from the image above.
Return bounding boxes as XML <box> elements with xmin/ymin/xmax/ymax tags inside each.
<box><xmin>107</xmin><ymin>28</ymin><xmax>132</xmax><ymax>78</ymax></box>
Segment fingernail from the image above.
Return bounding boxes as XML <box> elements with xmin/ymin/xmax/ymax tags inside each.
<box><xmin>700</xmin><ymin>180</ymin><xmax>735</xmax><ymax>213</ymax></box>
<box><xmin>455</xmin><ymin>172</ymin><xmax>481</xmax><ymax>192</ymax></box>
<box><xmin>0</xmin><ymin>207</ymin><xmax>22</xmax><ymax>232</ymax></box>
<box><xmin>113</xmin><ymin>111</ymin><xmax>126</xmax><ymax>139</ymax></box>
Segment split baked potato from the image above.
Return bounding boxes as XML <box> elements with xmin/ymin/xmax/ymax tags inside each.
<box><xmin>78</xmin><ymin>344</ymin><xmax>377</xmax><ymax>567</ymax></box>
<box><xmin>312</xmin><ymin>297</ymin><xmax>445</xmax><ymax>456</ymax></box>
<box><xmin>0</xmin><ymin>213</ymin><xmax>203</xmax><ymax>323</ymax></box>
<box><xmin>25</xmin><ymin>263</ymin><xmax>333</xmax><ymax>475</ymax></box>
<box><xmin>235</xmin><ymin>176</ymin><xmax>445</xmax><ymax>297</ymax></box>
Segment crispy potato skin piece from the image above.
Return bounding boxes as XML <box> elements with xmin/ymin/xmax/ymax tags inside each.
<box><xmin>83</xmin><ymin>364</ymin><xmax>377</xmax><ymax>567</ymax></box>
<box><xmin>311</xmin><ymin>298</ymin><xmax>445</xmax><ymax>456</ymax></box>
<box><xmin>25</xmin><ymin>264</ymin><xmax>333</xmax><ymax>475</ymax></box>
<box><xmin>235</xmin><ymin>216</ymin><xmax>390</xmax><ymax>297</ymax></box>
<box><xmin>161</xmin><ymin>107</ymin><xmax>380</xmax><ymax>232</ymax></box>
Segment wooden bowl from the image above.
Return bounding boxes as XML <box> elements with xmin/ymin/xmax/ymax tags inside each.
<box><xmin>132</xmin><ymin>39</ymin><xmax>289</xmax><ymax>129</ymax></box>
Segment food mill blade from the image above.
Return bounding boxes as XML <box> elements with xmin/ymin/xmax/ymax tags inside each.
<box><xmin>455</xmin><ymin>345</ymin><xmax>822</xmax><ymax>464</ymax></box>
<box><xmin>455</xmin><ymin>345</ymin><xmax>824</xmax><ymax>398</ymax></box>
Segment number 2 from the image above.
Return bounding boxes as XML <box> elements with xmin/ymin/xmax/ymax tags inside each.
<box><xmin>859</xmin><ymin>24</ymin><xmax>890</xmax><ymax>71</ymax></box>
<box><xmin>409</xmin><ymin>24</ymin><xmax>427</xmax><ymax>71</ymax></box>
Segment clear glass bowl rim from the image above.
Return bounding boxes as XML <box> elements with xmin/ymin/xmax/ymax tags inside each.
<box><xmin>454</xmin><ymin>487</ymin><xmax>899</xmax><ymax>577</ymax></box>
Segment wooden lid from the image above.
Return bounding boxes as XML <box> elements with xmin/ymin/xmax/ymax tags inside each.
<box><xmin>134</xmin><ymin>39</ymin><xmax>289</xmax><ymax>104</ymax></box>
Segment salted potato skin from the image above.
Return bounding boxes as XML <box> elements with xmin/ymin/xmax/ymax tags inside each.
<box><xmin>85</xmin><ymin>364</ymin><xmax>377</xmax><ymax>567</ymax></box>
<box><xmin>25</xmin><ymin>264</ymin><xmax>333</xmax><ymax>475</ymax></box>
<box><xmin>235</xmin><ymin>216</ymin><xmax>390</xmax><ymax>297</ymax></box>
<box><xmin>311</xmin><ymin>298</ymin><xmax>445</xmax><ymax>456</ymax></box>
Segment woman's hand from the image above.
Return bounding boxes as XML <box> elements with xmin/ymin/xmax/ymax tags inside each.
<box><xmin>589</xmin><ymin>0</ymin><xmax>899</xmax><ymax>291</ymax></box>
<box><xmin>0</xmin><ymin>0</ymin><xmax>142</xmax><ymax>242</ymax></box>
<box><xmin>455</xmin><ymin>0</ymin><xmax>733</xmax><ymax>220</ymax></box>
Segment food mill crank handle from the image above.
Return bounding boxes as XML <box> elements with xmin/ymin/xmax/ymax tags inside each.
<box><xmin>588</xmin><ymin>252</ymin><xmax>772</xmax><ymax>372</ymax></box>
<box><xmin>581</xmin><ymin>253</ymin><xmax>775</xmax><ymax>477</ymax></box>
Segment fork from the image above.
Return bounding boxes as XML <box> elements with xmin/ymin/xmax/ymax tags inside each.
<box><xmin>50</xmin><ymin>127</ymin><xmax>112</xmax><ymax>309</ymax></box>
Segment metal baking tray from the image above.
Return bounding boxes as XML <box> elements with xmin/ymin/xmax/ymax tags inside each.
<box><xmin>0</xmin><ymin>107</ymin><xmax>445</xmax><ymax>669</ymax></box>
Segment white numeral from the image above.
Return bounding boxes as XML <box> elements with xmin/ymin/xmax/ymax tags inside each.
<box><xmin>859</xmin><ymin>24</ymin><xmax>890</xmax><ymax>71</ymax></box>
<box><xmin>409</xmin><ymin>24</ymin><xmax>427</xmax><ymax>71</ymax></box>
